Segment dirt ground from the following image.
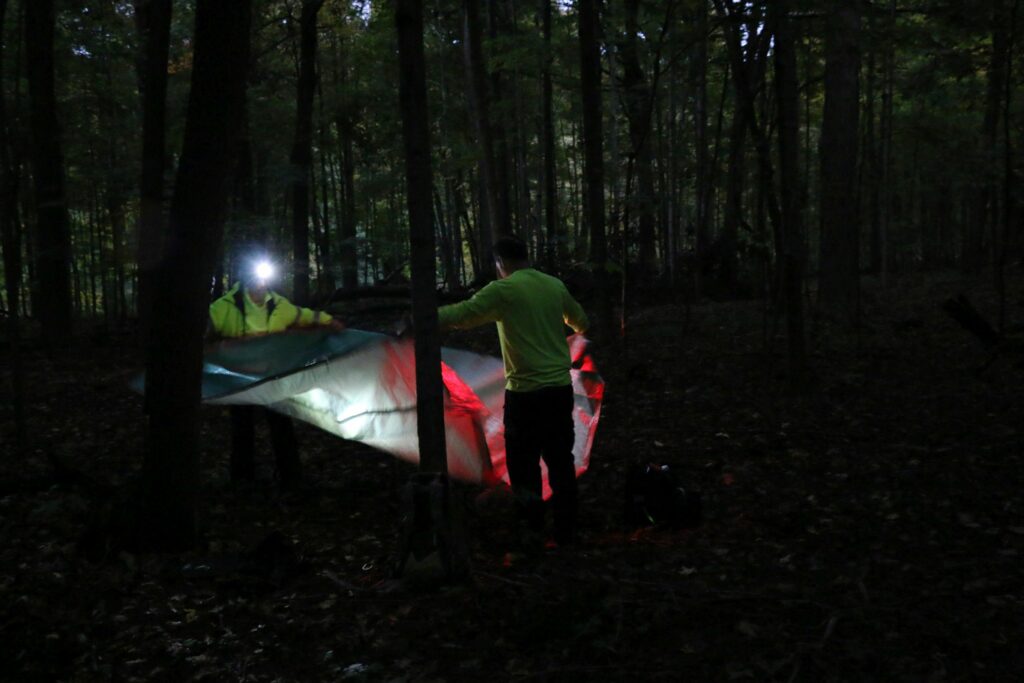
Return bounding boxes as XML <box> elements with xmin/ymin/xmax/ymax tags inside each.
<box><xmin>1</xmin><ymin>269</ymin><xmax>1022</xmax><ymax>682</ymax></box>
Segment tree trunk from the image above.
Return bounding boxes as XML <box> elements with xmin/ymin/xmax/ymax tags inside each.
<box><xmin>714</xmin><ymin>0</ymin><xmax>781</xmax><ymax>273</ymax></box>
<box><xmin>140</xmin><ymin>0</ymin><xmax>251</xmax><ymax>552</ymax></box>
<box><xmin>578</xmin><ymin>0</ymin><xmax>606</xmax><ymax>269</ymax></box>
<box><xmin>134</xmin><ymin>0</ymin><xmax>171</xmax><ymax>348</ymax></box>
<box><xmin>619</xmin><ymin>0</ymin><xmax>657</xmax><ymax>278</ymax></box>
<box><xmin>865</xmin><ymin>15</ymin><xmax>882</xmax><ymax>274</ymax></box>
<box><xmin>463</xmin><ymin>0</ymin><xmax>503</xmax><ymax>274</ymax></box>
<box><xmin>817</xmin><ymin>0</ymin><xmax>861</xmax><ymax>317</ymax></box>
<box><xmin>395</xmin><ymin>0</ymin><xmax>468</xmax><ymax>580</ymax></box>
<box><xmin>692</xmin><ymin>0</ymin><xmax>711</xmax><ymax>287</ymax></box>
<box><xmin>772</xmin><ymin>0</ymin><xmax>807</xmax><ymax>389</ymax></box>
<box><xmin>25</xmin><ymin>0</ymin><xmax>72</xmax><ymax>344</ymax></box>
<box><xmin>487</xmin><ymin>0</ymin><xmax>513</xmax><ymax>236</ymax></box>
<box><xmin>879</xmin><ymin>0</ymin><xmax>895</xmax><ymax>285</ymax></box>
<box><xmin>1</xmin><ymin>0</ymin><xmax>27</xmax><ymax>448</ymax></box>
<box><xmin>335</xmin><ymin>74</ymin><xmax>359</xmax><ymax>289</ymax></box>
<box><xmin>541</xmin><ymin>0</ymin><xmax>562</xmax><ymax>270</ymax></box>
<box><xmin>290</xmin><ymin>0</ymin><xmax>324</xmax><ymax>304</ymax></box>
<box><xmin>980</xmin><ymin>0</ymin><xmax>1009</xmax><ymax>274</ymax></box>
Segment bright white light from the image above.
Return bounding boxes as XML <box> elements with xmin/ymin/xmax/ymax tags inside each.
<box><xmin>254</xmin><ymin>260</ymin><xmax>275</xmax><ymax>282</ymax></box>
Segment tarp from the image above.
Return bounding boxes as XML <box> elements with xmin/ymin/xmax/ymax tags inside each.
<box><xmin>176</xmin><ymin>329</ymin><xmax>602</xmax><ymax>496</ymax></box>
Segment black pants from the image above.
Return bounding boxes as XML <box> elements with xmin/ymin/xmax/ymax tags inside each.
<box><xmin>503</xmin><ymin>384</ymin><xmax>577</xmax><ymax>542</ymax></box>
<box><xmin>230</xmin><ymin>405</ymin><xmax>301</xmax><ymax>486</ymax></box>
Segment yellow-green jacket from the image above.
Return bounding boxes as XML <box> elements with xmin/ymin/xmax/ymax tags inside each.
<box><xmin>209</xmin><ymin>282</ymin><xmax>333</xmax><ymax>338</ymax></box>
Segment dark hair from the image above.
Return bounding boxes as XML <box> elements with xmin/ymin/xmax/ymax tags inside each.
<box><xmin>492</xmin><ymin>235</ymin><xmax>529</xmax><ymax>262</ymax></box>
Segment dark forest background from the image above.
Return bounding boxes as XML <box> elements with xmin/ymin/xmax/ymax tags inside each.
<box><xmin>2</xmin><ymin>0</ymin><xmax>1020</xmax><ymax>335</ymax></box>
<box><xmin>2</xmin><ymin>1</ymin><xmax>1023</xmax><ymax>680</ymax></box>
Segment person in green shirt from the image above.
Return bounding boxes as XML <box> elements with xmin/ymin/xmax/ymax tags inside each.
<box><xmin>208</xmin><ymin>257</ymin><xmax>342</xmax><ymax>489</ymax></box>
<box><xmin>438</xmin><ymin>236</ymin><xmax>589</xmax><ymax>546</ymax></box>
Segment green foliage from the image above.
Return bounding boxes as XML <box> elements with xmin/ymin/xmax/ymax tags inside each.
<box><xmin>1</xmin><ymin>0</ymin><xmax>1022</xmax><ymax>317</ymax></box>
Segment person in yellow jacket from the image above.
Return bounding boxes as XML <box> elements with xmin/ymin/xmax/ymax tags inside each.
<box><xmin>438</xmin><ymin>236</ymin><xmax>589</xmax><ymax>547</ymax></box>
<box><xmin>208</xmin><ymin>259</ymin><xmax>343</xmax><ymax>489</ymax></box>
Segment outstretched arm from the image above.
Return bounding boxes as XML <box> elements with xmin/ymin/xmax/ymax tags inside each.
<box><xmin>438</xmin><ymin>281</ymin><xmax>504</xmax><ymax>331</ymax></box>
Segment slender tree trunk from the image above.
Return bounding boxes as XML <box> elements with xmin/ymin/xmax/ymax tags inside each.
<box><xmin>714</xmin><ymin>0</ymin><xmax>782</xmax><ymax>266</ymax></box>
<box><xmin>619</xmin><ymin>0</ymin><xmax>657</xmax><ymax>278</ymax></box>
<box><xmin>315</xmin><ymin>66</ymin><xmax>333</xmax><ymax>295</ymax></box>
<box><xmin>880</xmin><ymin>0</ymin><xmax>895</xmax><ymax>285</ymax></box>
<box><xmin>290</xmin><ymin>0</ymin><xmax>324</xmax><ymax>304</ymax></box>
<box><xmin>981</xmin><ymin>0</ymin><xmax>1009</xmax><ymax>275</ymax></box>
<box><xmin>692</xmin><ymin>0</ymin><xmax>711</xmax><ymax>288</ymax></box>
<box><xmin>578</xmin><ymin>0</ymin><xmax>606</xmax><ymax>269</ymax></box>
<box><xmin>338</xmin><ymin>113</ymin><xmax>358</xmax><ymax>289</ymax></box>
<box><xmin>865</xmin><ymin>16</ymin><xmax>882</xmax><ymax>274</ymax></box>
<box><xmin>1</xmin><ymin>0</ymin><xmax>27</xmax><ymax>448</ymax></box>
<box><xmin>541</xmin><ymin>0</ymin><xmax>562</xmax><ymax>269</ymax></box>
<box><xmin>721</xmin><ymin>100</ymin><xmax>746</xmax><ymax>293</ymax></box>
<box><xmin>997</xmin><ymin>0</ymin><xmax>1019</xmax><ymax>330</ymax></box>
<box><xmin>140</xmin><ymin>0</ymin><xmax>251</xmax><ymax>551</ymax></box>
<box><xmin>772</xmin><ymin>0</ymin><xmax>807</xmax><ymax>389</ymax></box>
<box><xmin>817</xmin><ymin>0</ymin><xmax>861</xmax><ymax>316</ymax></box>
<box><xmin>463</xmin><ymin>0</ymin><xmax>503</xmax><ymax>275</ymax></box>
<box><xmin>25</xmin><ymin>0</ymin><xmax>72</xmax><ymax>344</ymax></box>
<box><xmin>487</xmin><ymin>0</ymin><xmax>513</xmax><ymax>236</ymax></box>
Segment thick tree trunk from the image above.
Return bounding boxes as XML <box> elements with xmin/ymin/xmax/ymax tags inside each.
<box><xmin>134</xmin><ymin>0</ymin><xmax>172</xmax><ymax>348</ymax></box>
<box><xmin>395</xmin><ymin>0</ymin><xmax>467</xmax><ymax>580</ymax></box>
<box><xmin>772</xmin><ymin>0</ymin><xmax>807</xmax><ymax>389</ymax></box>
<box><xmin>817</xmin><ymin>0</ymin><xmax>861</xmax><ymax>317</ymax></box>
<box><xmin>290</xmin><ymin>0</ymin><xmax>325</xmax><ymax>304</ymax></box>
<box><xmin>140</xmin><ymin>0</ymin><xmax>251</xmax><ymax>552</ymax></box>
<box><xmin>25</xmin><ymin>0</ymin><xmax>72</xmax><ymax>344</ymax></box>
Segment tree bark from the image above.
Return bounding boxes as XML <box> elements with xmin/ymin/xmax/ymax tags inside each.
<box><xmin>290</xmin><ymin>0</ymin><xmax>325</xmax><ymax>304</ymax></box>
<box><xmin>25</xmin><ymin>0</ymin><xmax>72</xmax><ymax>344</ymax></box>
<box><xmin>772</xmin><ymin>0</ymin><xmax>807</xmax><ymax>389</ymax></box>
<box><xmin>541</xmin><ymin>0</ymin><xmax>561</xmax><ymax>269</ymax></box>
<box><xmin>140</xmin><ymin>0</ymin><xmax>251</xmax><ymax>551</ymax></box>
<box><xmin>619</xmin><ymin>0</ymin><xmax>657</xmax><ymax>277</ymax></box>
<box><xmin>463</xmin><ymin>0</ymin><xmax>503</xmax><ymax>275</ymax></box>
<box><xmin>578</xmin><ymin>0</ymin><xmax>607</xmax><ymax>269</ymax></box>
<box><xmin>334</xmin><ymin>38</ymin><xmax>359</xmax><ymax>292</ymax></box>
<box><xmin>692</xmin><ymin>0</ymin><xmax>711</xmax><ymax>287</ymax></box>
<box><xmin>817</xmin><ymin>0</ymin><xmax>861</xmax><ymax>317</ymax></box>
<box><xmin>395</xmin><ymin>0</ymin><xmax>467</xmax><ymax>580</ymax></box>
<box><xmin>0</xmin><ymin>0</ymin><xmax>27</xmax><ymax>448</ymax></box>
<box><xmin>134</xmin><ymin>0</ymin><xmax>172</xmax><ymax>348</ymax></box>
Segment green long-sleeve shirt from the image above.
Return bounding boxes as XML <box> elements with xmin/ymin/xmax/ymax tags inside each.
<box><xmin>438</xmin><ymin>268</ymin><xmax>589</xmax><ymax>392</ymax></box>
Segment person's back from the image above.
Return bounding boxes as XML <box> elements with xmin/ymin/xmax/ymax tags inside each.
<box><xmin>438</xmin><ymin>236</ymin><xmax>588</xmax><ymax>546</ymax></box>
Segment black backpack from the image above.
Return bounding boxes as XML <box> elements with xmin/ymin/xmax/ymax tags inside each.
<box><xmin>624</xmin><ymin>463</ymin><xmax>702</xmax><ymax>529</ymax></box>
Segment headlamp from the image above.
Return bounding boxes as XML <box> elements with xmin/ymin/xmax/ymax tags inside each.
<box><xmin>253</xmin><ymin>260</ymin><xmax>275</xmax><ymax>283</ymax></box>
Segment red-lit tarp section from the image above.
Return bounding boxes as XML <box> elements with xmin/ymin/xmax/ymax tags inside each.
<box><xmin>194</xmin><ymin>329</ymin><xmax>602</xmax><ymax>496</ymax></box>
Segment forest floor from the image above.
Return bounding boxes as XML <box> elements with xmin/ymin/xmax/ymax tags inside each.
<box><xmin>1</xmin><ymin>268</ymin><xmax>1023</xmax><ymax>682</ymax></box>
